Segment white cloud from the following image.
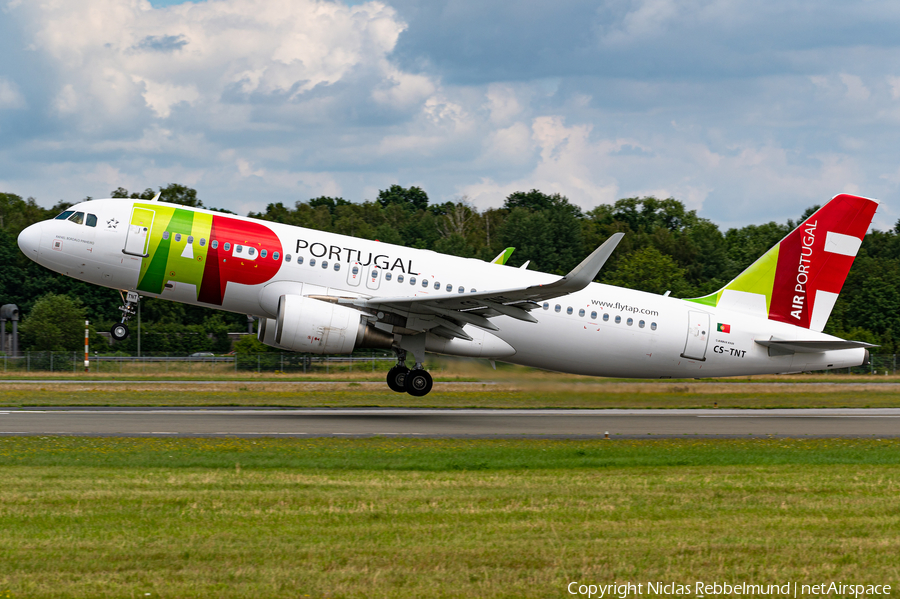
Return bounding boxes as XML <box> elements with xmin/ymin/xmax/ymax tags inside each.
<box><xmin>9</xmin><ymin>0</ymin><xmax>414</xmax><ymax>126</ymax></box>
<box><xmin>0</xmin><ymin>77</ymin><xmax>26</xmax><ymax>109</ymax></box>
<box><xmin>840</xmin><ymin>73</ymin><xmax>870</xmax><ymax>102</ymax></box>
<box><xmin>3</xmin><ymin>0</ymin><xmax>900</xmax><ymax>235</ymax></box>
<box><xmin>461</xmin><ymin>116</ymin><xmax>622</xmax><ymax>210</ymax></box>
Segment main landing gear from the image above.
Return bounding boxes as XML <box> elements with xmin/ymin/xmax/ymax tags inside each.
<box><xmin>111</xmin><ymin>291</ymin><xmax>139</xmax><ymax>341</ymax></box>
<box><xmin>386</xmin><ymin>350</ymin><xmax>434</xmax><ymax>397</ymax></box>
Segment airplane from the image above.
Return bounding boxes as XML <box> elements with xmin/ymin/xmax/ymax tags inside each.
<box><xmin>16</xmin><ymin>192</ymin><xmax>878</xmax><ymax>396</ymax></box>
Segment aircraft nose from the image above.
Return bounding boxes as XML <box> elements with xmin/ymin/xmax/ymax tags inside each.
<box><xmin>17</xmin><ymin>222</ymin><xmax>42</xmax><ymax>258</ymax></box>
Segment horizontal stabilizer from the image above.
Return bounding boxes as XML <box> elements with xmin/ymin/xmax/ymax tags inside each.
<box><xmin>755</xmin><ymin>338</ymin><xmax>877</xmax><ymax>356</ymax></box>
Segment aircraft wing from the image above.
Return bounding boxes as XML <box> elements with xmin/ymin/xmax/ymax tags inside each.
<box><xmin>329</xmin><ymin>233</ymin><xmax>624</xmax><ymax>340</ymax></box>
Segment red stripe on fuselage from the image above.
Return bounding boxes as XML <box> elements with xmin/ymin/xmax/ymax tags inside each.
<box><xmin>197</xmin><ymin>215</ymin><xmax>283</xmax><ymax>306</ymax></box>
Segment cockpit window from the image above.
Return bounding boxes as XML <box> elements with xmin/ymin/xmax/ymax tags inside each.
<box><xmin>86</xmin><ymin>214</ymin><xmax>97</xmax><ymax>227</ymax></box>
<box><xmin>55</xmin><ymin>210</ymin><xmax>75</xmax><ymax>220</ymax></box>
<box><xmin>68</xmin><ymin>212</ymin><xmax>85</xmax><ymax>225</ymax></box>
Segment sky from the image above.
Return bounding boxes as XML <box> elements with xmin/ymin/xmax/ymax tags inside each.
<box><xmin>2</xmin><ymin>0</ymin><xmax>900</xmax><ymax>231</ymax></box>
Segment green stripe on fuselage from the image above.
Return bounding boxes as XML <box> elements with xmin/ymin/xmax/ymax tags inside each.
<box><xmin>137</xmin><ymin>207</ymin><xmax>195</xmax><ymax>294</ymax></box>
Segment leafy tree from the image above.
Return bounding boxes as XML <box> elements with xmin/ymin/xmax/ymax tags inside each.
<box><xmin>376</xmin><ymin>185</ymin><xmax>429</xmax><ymax>212</ymax></box>
<box><xmin>499</xmin><ymin>191</ymin><xmax>583</xmax><ymax>273</ymax></box>
<box><xmin>602</xmin><ymin>247</ymin><xmax>690</xmax><ymax>296</ymax></box>
<box><xmin>19</xmin><ymin>293</ymin><xmax>99</xmax><ymax>352</ymax></box>
<box><xmin>233</xmin><ymin>333</ymin><xmax>275</xmax><ymax>354</ymax></box>
<box><xmin>0</xmin><ymin>193</ymin><xmax>54</xmax><ymax>237</ymax></box>
<box><xmin>308</xmin><ymin>196</ymin><xmax>352</xmax><ymax>214</ymax></box>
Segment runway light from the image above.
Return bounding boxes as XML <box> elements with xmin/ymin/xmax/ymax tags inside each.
<box><xmin>604</xmin><ymin>431</ymin><xmax>609</xmax><ymax>439</ymax></box>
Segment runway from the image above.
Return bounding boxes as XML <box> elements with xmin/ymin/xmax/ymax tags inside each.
<box><xmin>1</xmin><ymin>407</ymin><xmax>898</xmax><ymax>438</ymax></box>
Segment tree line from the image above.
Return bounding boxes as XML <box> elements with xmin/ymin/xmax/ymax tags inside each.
<box><xmin>1</xmin><ymin>185</ymin><xmax>898</xmax><ymax>353</ymax></box>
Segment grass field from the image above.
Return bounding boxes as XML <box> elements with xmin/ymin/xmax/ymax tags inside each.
<box><xmin>1</xmin><ymin>437</ymin><xmax>898</xmax><ymax>598</ymax></box>
<box><xmin>3</xmin><ymin>379</ymin><xmax>900</xmax><ymax>408</ymax></box>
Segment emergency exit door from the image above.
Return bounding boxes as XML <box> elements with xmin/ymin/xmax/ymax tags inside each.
<box><xmin>681</xmin><ymin>310</ymin><xmax>710</xmax><ymax>361</ymax></box>
<box><xmin>123</xmin><ymin>207</ymin><xmax>155</xmax><ymax>257</ymax></box>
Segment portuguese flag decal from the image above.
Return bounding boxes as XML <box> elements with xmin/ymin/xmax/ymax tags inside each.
<box><xmin>717</xmin><ymin>323</ymin><xmax>731</xmax><ymax>333</ymax></box>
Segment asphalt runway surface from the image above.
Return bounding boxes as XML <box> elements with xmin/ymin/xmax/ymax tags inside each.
<box><xmin>1</xmin><ymin>407</ymin><xmax>899</xmax><ymax>438</ymax></box>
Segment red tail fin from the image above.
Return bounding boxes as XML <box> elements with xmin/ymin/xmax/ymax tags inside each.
<box><xmin>770</xmin><ymin>194</ymin><xmax>877</xmax><ymax>330</ymax></box>
<box><xmin>688</xmin><ymin>194</ymin><xmax>878</xmax><ymax>331</ymax></box>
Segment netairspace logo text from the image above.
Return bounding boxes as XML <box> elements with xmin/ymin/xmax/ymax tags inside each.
<box><xmin>567</xmin><ymin>581</ymin><xmax>892</xmax><ymax>598</ymax></box>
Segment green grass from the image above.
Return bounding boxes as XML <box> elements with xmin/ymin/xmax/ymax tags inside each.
<box><xmin>1</xmin><ymin>438</ymin><xmax>899</xmax><ymax>598</ymax></box>
<box><xmin>3</xmin><ymin>387</ymin><xmax>900</xmax><ymax>408</ymax></box>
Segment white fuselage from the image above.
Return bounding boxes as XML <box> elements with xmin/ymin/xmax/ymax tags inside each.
<box><xmin>18</xmin><ymin>199</ymin><xmax>865</xmax><ymax>378</ymax></box>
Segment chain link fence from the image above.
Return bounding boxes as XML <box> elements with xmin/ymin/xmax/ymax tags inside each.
<box><xmin>0</xmin><ymin>351</ymin><xmax>401</xmax><ymax>375</ymax></box>
<box><xmin>0</xmin><ymin>351</ymin><xmax>896</xmax><ymax>375</ymax></box>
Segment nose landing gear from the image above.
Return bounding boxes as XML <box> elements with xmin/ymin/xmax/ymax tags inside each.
<box><xmin>385</xmin><ymin>349</ymin><xmax>434</xmax><ymax>396</ymax></box>
<box><xmin>111</xmin><ymin>291</ymin><xmax>139</xmax><ymax>341</ymax></box>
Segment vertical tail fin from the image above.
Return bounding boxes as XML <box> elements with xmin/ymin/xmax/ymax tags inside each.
<box><xmin>688</xmin><ymin>194</ymin><xmax>878</xmax><ymax>331</ymax></box>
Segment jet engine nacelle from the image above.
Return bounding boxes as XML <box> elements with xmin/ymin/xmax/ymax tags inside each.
<box><xmin>257</xmin><ymin>317</ymin><xmax>287</xmax><ymax>349</ymax></box>
<box><xmin>273</xmin><ymin>294</ymin><xmax>392</xmax><ymax>354</ymax></box>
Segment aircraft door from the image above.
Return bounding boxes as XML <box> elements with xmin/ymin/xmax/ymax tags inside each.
<box><xmin>123</xmin><ymin>206</ymin><xmax>155</xmax><ymax>257</ymax></box>
<box><xmin>681</xmin><ymin>310</ymin><xmax>710</xmax><ymax>361</ymax></box>
<box><xmin>366</xmin><ymin>266</ymin><xmax>382</xmax><ymax>290</ymax></box>
<box><xmin>346</xmin><ymin>262</ymin><xmax>362</xmax><ymax>286</ymax></box>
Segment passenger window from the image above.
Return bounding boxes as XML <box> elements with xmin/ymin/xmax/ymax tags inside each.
<box><xmin>187</xmin><ymin>235</ymin><xmax>194</xmax><ymax>244</ymax></box>
<box><xmin>578</xmin><ymin>309</ymin><xmax>585</xmax><ymax>317</ymax></box>
<box><xmin>422</xmin><ymin>279</ymin><xmax>428</xmax><ymax>288</ymax></box>
<box><xmin>175</xmin><ymin>233</ymin><xmax>182</xmax><ymax>242</ymax></box>
<box><xmin>554</xmin><ymin>304</ymin><xmax>561</xmax><ymax>313</ymax></box>
<box><xmin>458</xmin><ymin>286</ymin><xmax>464</xmax><ymax>293</ymax></box>
<box><xmin>68</xmin><ymin>212</ymin><xmax>84</xmax><ymax>225</ymax></box>
<box><xmin>434</xmin><ymin>282</ymin><xmax>440</xmax><ymax>290</ymax></box>
<box><xmin>603</xmin><ymin>313</ymin><xmax>609</xmax><ymax>322</ymax></box>
<box><xmin>615</xmin><ymin>315</ymin><xmax>622</xmax><ymax>324</ymax></box>
<box><xmin>273</xmin><ymin>252</ymin><xmax>280</xmax><ymax>260</ymax></box>
<box><xmin>639</xmin><ymin>320</ymin><xmax>645</xmax><ymax>328</ymax></box>
<box><xmin>651</xmin><ymin>322</ymin><xmax>658</xmax><ymax>331</ymax></box>
<box><xmin>352</xmin><ymin>266</ymin><xmax>359</xmax><ymax>275</ymax></box>
<box><xmin>385</xmin><ymin>272</ymin><xmax>392</xmax><ymax>281</ymax></box>
<box><xmin>398</xmin><ymin>275</ymin><xmax>404</xmax><ymax>283</ymax></box>
<box><xmin>235</xmin><ymin>244</ymin><xmax>242</xmax><ymax>252</ymax></box>
<box><xmin>55</xmin><ymin>210</ymin><xmax>74</xmax><ymax>220</ymax></box>
<box><xmin>164</xmin><ymin>232</ymin><xmax>171</xmax><ymax>240</ymax></box>
<box><xmin>212</xmin><ymin>240</ymin><xmax>218</xmax><ymax>249</ymax></box>
<box><xmin>284</xmin><ymin>254</ymin><xmax>290</xmax><ymax>262</ymax></box>
<box><xmin>446</xmin><ymin>284</ymin><xmax>452</xmax><ymax>292</ymax></box>
<box><xmin>566</xmin><ymin>307</ymin><xmax>573</xmax><ymax>315</ymax></box>
<box><xmin>371</xmin><ymin>269</ymin><xmax>378</xmax><ymax>278</ymax></box>
<box><xmin>200</xmin><ymin>238</ymin><xmax>206</xmax><ymax>247</ymax></box>
<box><xmin>260</xmin><ymin>249</ymin><xmax>267</xmax><ymax>258</ymax></box>
<box><xmin>627</xmin><ymin>317</ymin><xmax>633</xmax><ymax>326</ymax></box>
<box><xmin>334</xmin><ymin>263</ymin><xmax>340</xmax><ymax>271</ymax></box>
<box><xmin>86</xmin><ymin>214</ymin><xmax>97</xmax><ymax>227</ymax></box>
<box><xmin>591</xmin><ymin>311</ymin><xmax>597</xmax><ymax>319</ymax></box>
<box><xmin>410</xmin><ymin>277</ymin><xmax>416</xmax><ymax>285</ymax></box>
<box><xmin>309</xmin><ymin>258</ymin><xmax>316</xmax><ymax>267</ymax></box>
<box><xmin>543</xmin><ymin>303</ymin><xmax>549</xmax><ymax>310</ymax></box>
<box><xmin>322</xmin><ymin>260</ymin><xmax>328</xmax><ymax>269</ymax></box>
<box><xmin>248</xmin><ymin>247</ymin><xmax>255</xmax><ymax>256</ymax></box>
<box><xmin>470</xmin><ymin>288</ymin><xmax>476</xmax><ymax>293</ymax></box>
<box><xmin>223</xmin><ymin>242</ymin><xmax>230</xmax><ymax>251</ymax></box>
<box><xmin>297</xmin><ymin>256</ymin><xmax>304</xmax><ymax>264</ymax></box>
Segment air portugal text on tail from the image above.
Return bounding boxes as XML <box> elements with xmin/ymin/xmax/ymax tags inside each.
<box><xmin>16</xmin><ymin>191</ymin><xmax>879</xmax><ymax>396</ymax></box>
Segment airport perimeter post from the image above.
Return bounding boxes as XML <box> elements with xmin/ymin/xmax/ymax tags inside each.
<box><xmin>84</xmin><ymin>320</ymin><xmax>89</xmax><ymax>373</ymax></box>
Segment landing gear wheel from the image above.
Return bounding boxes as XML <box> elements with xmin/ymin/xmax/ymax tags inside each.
<box><xmin>386</xmin><ymin>366</ymin><xmax>410</xmax><ymax>393</ymax></box>
<box><xmin>404</xmin><ymin>370</ymin><xmax>433</xmax><ymax>397</ymax></box>
<box><xmin>110</xmin><ymin>323</ymin><xmax>130</xmax><ymax>341</ymax></box>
